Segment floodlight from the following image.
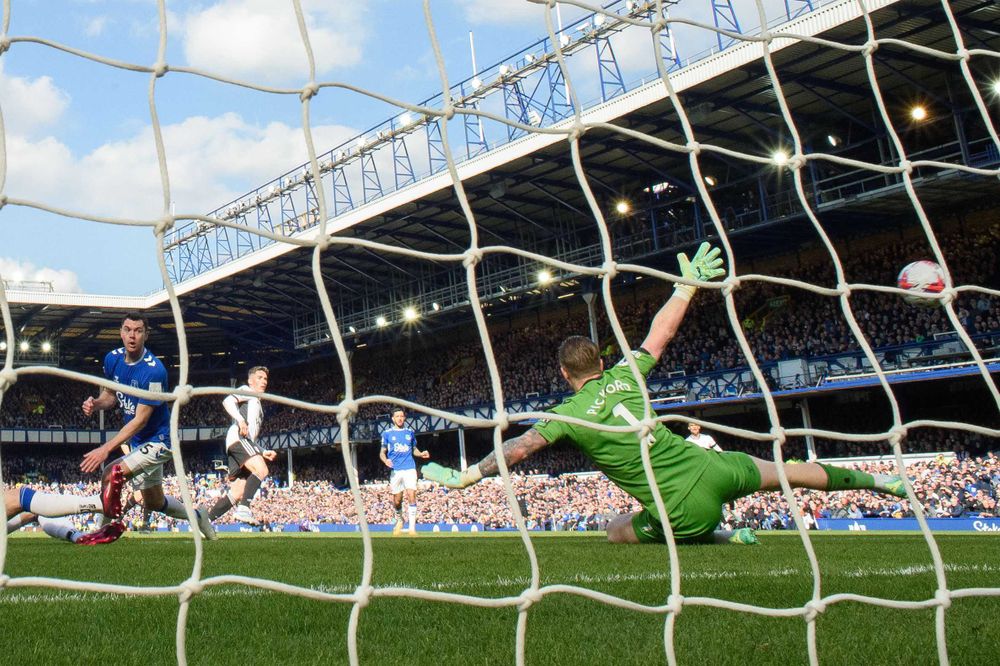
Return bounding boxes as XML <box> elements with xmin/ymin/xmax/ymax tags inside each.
<box><xmin>910</xmin><ymin>105</ymin><xmax>927</xmax><ymax>121</ymax></box>
<box><xmin>472</xmin><ymin>77</ymin><xmax>483</xmax><ymax>89</ymax></box>
<box><xmin>615</xmin><ymin>200</ymin><xmax>630</xmax><ymax>214</ymax></box>
<box><xmin>499</xmin><ymin>65</ymin><xmax>510</xmax><ymax>77</ymax></box>
<box><xmin>0</xmin><ymin>341</ymin><xmax>6</xmax><ymax>351</ymax></box>
<box><xmin>538</xmin><ymin>269</ymin><xmax>553</xmax><ymax>285</ymax></box>
<box><xmin>403</xmin><ymin>306</ymin><xmax>418</xmax><ymax>322</ymax></box>
<box><xmin>399</xmin><ymin>112</ymin><xmax>412</xmax><ymax>127</ymax></box>
<box><xmin>993</xmin><ymin>80</ymin><xmax>1000</xmax><ymax>96</ymax></box>
<box><xmin>594</xmin><ymin>14</ymin><xmax>606</xmax><ymax>27</ymax></box>
<box><xmin>348</xmin><ymin>326</ymin><xmax>356</xmax><ymax>334</ymax></box>
<box><xmin>432</xmin><ymin>302</ymin><xmax>441</xmax><ymax>311</ymax></box>
<box><xmin>703</xmin><ymin>176</ymin><xmax>717</xmax><ymax>187</ymax></box>
<box><xmin>559</xmin><ymin>34</ymin><xmax>571</xmax><ymax>47</ymax></box>
<box><xmin>19</xmin><ymin>340</ymin><xmax>29</xmax><ymax>352</ymax></box>
<box><xmin>772</xmin><ymin>149</ymin><xmax>790</xmax><ymax>166</ymax></box>
<box><xmin>376</xmin><ymin>316</ymin><xmax>388</xmax><ymax>328</ymax></box>
<box><xmin>41</xmin><ymin>341</ymin><xmax>52</xmax><ymax>352</ymax></box>
<box><xmin>827</xmin><ymin>134</ymin><xmax>840</xmax><ymax>147</ymax></box>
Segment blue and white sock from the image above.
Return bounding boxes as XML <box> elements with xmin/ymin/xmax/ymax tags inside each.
<box><xmin>38</xmin><ymin>516</ymin><xmax>81</xmax><ymax>543</ymax></box>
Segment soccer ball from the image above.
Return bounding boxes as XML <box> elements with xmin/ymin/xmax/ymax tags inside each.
<box><xmin>897</xmin><ymin>260</ymin><xmax>945</xmax><ymax>306</ymax></box>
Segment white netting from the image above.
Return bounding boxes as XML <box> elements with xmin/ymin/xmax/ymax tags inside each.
<box><xmin>0</xmin><ymin>1</ymin><xmax>998</xmax><ymax>665</ymax></box>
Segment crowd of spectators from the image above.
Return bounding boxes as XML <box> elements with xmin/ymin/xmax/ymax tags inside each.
<box><xmin>5</xmin><ymin>430</ymin><xmax>996</xmax><ymax>534</ymax></box>
<box><xmin>6</xmin><ymin>452</ymin><xmax>996</xmax><ymax>534</ymax></box>
<box><xmin>1</xmin><ymin>225</ymin><xmax>996</xmax><ymax>432</ymax></box>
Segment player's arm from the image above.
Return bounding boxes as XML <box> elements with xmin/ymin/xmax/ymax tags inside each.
<box><xmin>641</xmin><ymin>242</ymin><xmax>725</xmax><ymax>361</ymax></box>
<box><xmin>423</xmin><ymin>430</ymin><xmax>551</xmax><ymax>488</ymax></box>
<box><xmin>223</xmin><ymin>394</ymin><xmax>248</xmax><ymax>437</ymax></box>
<box><xmin>82</xmin><ymin>388</ymin><xmax>117</xmax><ymax>416</ymax></box>
<box><xmin>379</xmin><ymin>442</ymin><xmax>392</xmax><ymax>468</ymax></box>
<box><xmin>412</xmin><ymin>445</ymin><xmax>430</xmax><ymax>460</ymax></box>
<box><xmin>81</xmin><ymin>403</ymin><xmax>156</xmax><ymax>473</ymax></box>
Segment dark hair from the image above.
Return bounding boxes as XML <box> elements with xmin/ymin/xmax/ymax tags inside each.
<box><xmin>248</xmin><ymin>365</ymin><xmax>269</xmax><ymax>378</ymax></box>
<box><xmin>558</xmin><ymin>336</ymin><xmax>601</xmax><ymax>381</ymax></box>
<box><xmin>391</xmin><ymin>407</ymin><xmax>405</xmax><ymax>417</ymax></box>
<box><xmin>122</xmin><ymin>311</ymin><xmax>150</xmax><ymax>329</ymax></box>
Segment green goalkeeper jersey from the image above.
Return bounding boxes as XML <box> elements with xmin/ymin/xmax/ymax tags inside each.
<box><xmin>532</xmin><ymin>349</ymin><xmax>710</xmax><ymax>521</ymax></box>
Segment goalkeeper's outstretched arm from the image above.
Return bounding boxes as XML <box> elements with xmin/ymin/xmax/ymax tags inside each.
<box><xmin>422</xmin><ymin>430</ymin><xmax>550</xmax><ymax>488</ymax></box>
<box><xmin>642</xmin><ymin>242</ymin><xmax>725</xmax><ymax>361</ymax></box>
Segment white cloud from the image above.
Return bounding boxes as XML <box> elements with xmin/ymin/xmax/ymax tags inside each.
<box><xmin>454</xmin><ymin>0</ymin><xmax>549</xmax><ymax>26</ymax></box>
<box><xmin>0</xmin><ymin>257</ymin><xmax>81</xmax><ymax>292</ymax></box>
<box><xmin>4</xmin><ymin>112</ymin><xmax>358</xmax><ymax>219</ymax></box>
<box><xmin>84</xmin><ymin>15</ymin><xmax>109</xmax><ymax>37</ymax></box>
<box><xmin>177</xmin><ymin>0</ymin><xmax>370</xmax><ymax>84</ymax></box>
<box><xmin>0</xmin><ymin>63</ymin><xmax>71</xmax><ymax>137</ymax></box>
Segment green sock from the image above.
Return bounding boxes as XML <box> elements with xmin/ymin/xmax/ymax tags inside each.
<box><xmin>820</xmin><ymin>464</ymin><xmax>874</xmax><ymax>491</ymax></box>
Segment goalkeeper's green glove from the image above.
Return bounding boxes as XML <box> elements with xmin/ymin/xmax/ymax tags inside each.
<box><xmin>674</xmin><ymin>241</ymin><xmax>725</xmax><ymax>301</ymax></box>
<box><xmin>422</xmin><ymin>462</ymin><xmax>483</xmax><ymax>489</ymax></box>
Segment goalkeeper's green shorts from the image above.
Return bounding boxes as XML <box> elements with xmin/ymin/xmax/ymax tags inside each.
<box><xmin>631</xmin><ymin>451</ymin><xmax>761</xmax><ymax>544</ymax></box>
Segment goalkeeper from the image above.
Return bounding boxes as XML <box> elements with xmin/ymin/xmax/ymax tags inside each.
<box><xmin>423</xmin><ymin>243</ymin><xmax>906</xmax><ymax>545</ymax></box>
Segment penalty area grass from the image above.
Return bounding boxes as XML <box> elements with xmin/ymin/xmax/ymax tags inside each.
<box><xmin>0</xmin><ymin>532</ymin><xmax>996</xmax><ymax>665</ymax></box>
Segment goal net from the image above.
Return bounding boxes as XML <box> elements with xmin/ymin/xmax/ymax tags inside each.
<box><xmin>1</xmin><ymin>1</ymin><xmax>998</xmax><ymax>664</ymax></box>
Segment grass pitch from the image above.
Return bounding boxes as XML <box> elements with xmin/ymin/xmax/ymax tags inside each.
<box><xmin>0</xmin><ymin>532</ymin><xmax>997</xmax><ymax>665</ymax></box>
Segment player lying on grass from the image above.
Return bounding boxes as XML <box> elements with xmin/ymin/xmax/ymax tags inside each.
<box><xmin>5</xmin><ymin>486</ymin><xmax>126</xmax><ymax>545</ymax></box>
<box><xmin>424</xmin><ymin>243</ymin><xmax>907</xmax><ymax>545</ymax></box>
<box><xmin>7</xmin><ymin>512</ymin><xmax>114</xmax><ymax>544</ymax></box>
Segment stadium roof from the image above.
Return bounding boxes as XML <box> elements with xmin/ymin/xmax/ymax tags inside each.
<box><xmin>4</xmin><ymin>0</ymin><xmax>998</xmax><ymax>371</ymax></box>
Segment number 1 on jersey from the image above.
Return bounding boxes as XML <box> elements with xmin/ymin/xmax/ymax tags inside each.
<box><xmin>612</xmin><ymin>403</ymin><xmax>656</xmax><ymax>448</ymax></box>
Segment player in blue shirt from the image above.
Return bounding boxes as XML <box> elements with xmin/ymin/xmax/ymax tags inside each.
<box><xmin>379</xmin><ymin>407</ymin><xmax>429</xmax><ymax>536</ymax></box>
<box><xmin>78</xmin><ymin>312</ymin><xmax>215</xmax><ymax>542</ymax></box>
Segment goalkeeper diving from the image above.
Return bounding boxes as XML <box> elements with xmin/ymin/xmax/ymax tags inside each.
<box><xmin>423</xmin><ymin>243</ymin><xmax>907</xmax><ymax>545</ymax></box>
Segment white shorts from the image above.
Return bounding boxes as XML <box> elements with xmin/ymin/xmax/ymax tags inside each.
<box><xmin>121</xmin><ymin>442</ymin><xmax>172</xmax><ymax>491</ymax></box>
<box><xmin>389</xmin><ymin>468</ymin><xmax>418</xmax><ymax>493</ymax></box>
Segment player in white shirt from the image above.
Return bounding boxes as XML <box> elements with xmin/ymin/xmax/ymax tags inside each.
<box><xmin>379</xmin><ymin>408</ymin><xmax>429</xmax><ymax>536</ymax></box>
<box><xmin>203</xmin><ymin>366</ymin><xmax>276</xmax><ymax>526</ymax></box>
<box><xmin>685</xmin><ymin>422</ymin><xmax>722</xmax><ymax>452</ymax></box>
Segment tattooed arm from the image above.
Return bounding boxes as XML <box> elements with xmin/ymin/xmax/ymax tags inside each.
<box><xmin>422</xmin><ymin>429</ymin><xmax>552</xmax><ymax>488</ymax></box>
<box><xmin>476</xmin><ymin>430</ymin><xmax>551</xmax><ymax>478</ymax></box>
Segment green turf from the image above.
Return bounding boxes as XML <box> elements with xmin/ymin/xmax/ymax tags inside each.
<box><xmin>0</xmin><ymin>532</ymin><xmax>997</xmax><ymax>665</ymax></box>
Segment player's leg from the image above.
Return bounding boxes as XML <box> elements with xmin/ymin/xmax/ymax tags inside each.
<box><xmin>750</xmin><ymin>456</ymin><xmax>905</xmax><ymax>496</ymax></box>
<box><xmin>390</xmin><ymin>472</ymin><xmax>405</xmax><ymax>535</ymax></box>
<box><xmin>404</xmin><ymin>479</ymin><xmax>417</xmax><ymax>535</ymax></box>
<box><xmin>125</xmin><ymin>445</ymin><xmax>217</xmax><ymax>542</ymax></box>
<box><xmin>606</xmin><ymin>512</ymin><xmax>642</xmax><ymax>544</ymax></box>
<box><xmin>140</xmin><ymin>482</ymin><xmax>216</xmax><ymax>541</ymax></box>
<box><xmin>209</xmin><ymin>442</ymin><xmax>265</xmax><ymax>524</ymax></box>
<box><xmin>6</xmin><ymin>487</ymin><xmax>102</xmax><ymax>520</ymax></box>
<box><xmin>38</xmin><ymin>516</ymin><xmax>83</xmax><ymax>543</ymax></box>
<box><xmin>208</xmin><ymin>479</ymin><xmax>242</xmax><ymax>521</ymax></box>
<box><xmin>234</xmin><ymin>455</ymin><xmax>267</xmax><ymax>523</ymax></box>
<box><xmin>234</xmin><ymin>454</ymin><xmax>268</xmax><ymax>525</ymax></box>
<box><xmin>206</xmin><ymin>444</ymin><xmax>247</xmax><ymax>520</ymax></box>
<box><xmin>7</xmin><ymin>510</ymin><xmax>37</xmax><ymax>533</ymax></box>
<box><xmin>641</xmin><ymin>452</ymin><xmax>760</xmax><ymax>546</ymax></box>
<box><xmin>4</xmin><ymin>489</ymin><xmax>22</xmax><ymax>519</ymax></box>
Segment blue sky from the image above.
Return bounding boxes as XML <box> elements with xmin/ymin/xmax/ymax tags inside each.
<box><xmin>0</xmin><ymin>0</ymin><xmax>789</xmax><ymax>295</ymax></box>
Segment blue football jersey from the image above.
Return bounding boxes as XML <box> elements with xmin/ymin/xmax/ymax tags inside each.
<box><xmin>103</xmin><ymin>346</ymin><xmax>171</xmax><ymax>448</ymax></box>
<box><xmin>381</xmin><ymin>427</ymin><xmax>418</xmax><ymax>471</ymax></box>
